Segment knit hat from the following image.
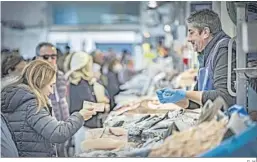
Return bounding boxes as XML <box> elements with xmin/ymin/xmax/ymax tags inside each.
<box><xmin>64</xmin><ymin>52</ymin><xmax>109</xmax><ymax>103</ymax></box>
<box><xmin>64</xmin><ymin>52</ymin><xmax>92</xmax><ymax>79</ymax></box>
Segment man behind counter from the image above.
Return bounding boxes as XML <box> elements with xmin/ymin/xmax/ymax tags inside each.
<box><xmin>157</xmin><ymin>9</ymin><xmax>236</xmax><ymax>109</ymax></box>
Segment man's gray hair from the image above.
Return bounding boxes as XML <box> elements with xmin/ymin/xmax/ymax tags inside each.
<box><xmin>35</xmin><ymin>42</ymin><xmax>55</xmax><ymax>56</ymax></box>
<box><xmin>187</xmin><ymin>9</ymin><xmax>222</xmax><ymax>35</ymax></box>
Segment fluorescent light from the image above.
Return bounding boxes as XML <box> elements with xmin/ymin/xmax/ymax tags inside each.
<box><xmin>148</xmin><ymin>1</ymin><xmax>157</xmax><ymax>8</ymax></box>
<box><xmin>164</xmin><ymin>24</ymin><xmax>171</xmax><ymax>32</ymax></box>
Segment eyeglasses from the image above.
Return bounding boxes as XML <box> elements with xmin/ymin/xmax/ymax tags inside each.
<box><xmin>39</xmin><ymin>54</ymin><xmax>57</xmax><ymax>60</ymax></box>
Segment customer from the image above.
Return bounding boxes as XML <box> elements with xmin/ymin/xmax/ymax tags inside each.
<box><xmin>91</xmin><ymin>50</ymin><xmax>106</xmax><ymax>85</ymax></box>
<box><xmin>64</xmin><ymin>51</ymin><xmax>110</xmax><ymax>154</ymax></box>
<box><xmin>1</xmin><ymin>60</ymin><xmax>96</xmax><ymax>157</ymax></box>
<box><xmin>1</xmin><ymin>113</ymin><xmax>19</xmax><ymax>157</ymax></box>
<box><xmin>91</xmin><ymin>49</ymin><xmax>105</xmax><ymax>66</ymax></box>
<box><xmin>106</xmin><ymin>58</ymin><xmax>123</xmax><ymax>104</ymax></box>
<box><xmin>56</xmin><ymin>48</ymin><xmax>66</xmax><ymax>73</ymax></box>
<box><xmin>35</xmin><ymin>42</ymin><xmax>69</xmax><ymax>121</ymax></box>
<box><xmin>119</xmin><ymin>50</ymin><xmax>136</xmax><ymax>84</ymax></box>
<box><xmin>1</xmin><ymin>53</ymin><xmax>26</xmax><ymax>78</ymax></box>
<box><xmin>64</xmin><ymin>51</ymin><xmax>110</xmax><ymax>116</ymax></box>
<box><xmin>36</xmin><ymin>42</ymin><xmax>70</xmax><ymax>157</ymax></box>
<box><xmin>35</xmin><ymin>42</ymin><xmax>70</xmax><ymax>156</ymax></box>
<box><xmin>157</xmin><ymin>9</ymin><xmax>236</xmax><ymax>108</ymax></box>
<box><xmin>1</xmin><ymin>54</ymin><xmax>27</xmax><ymax>89</ymax></box>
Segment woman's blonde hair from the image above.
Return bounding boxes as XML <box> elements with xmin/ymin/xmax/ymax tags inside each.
<box><xmin>63</xmin><ymin>52</ymin><xmax>109</xmax><ymax>103</ymax></box>
<box><xmin>22</xmin><ymin>59</ymin><xmax>57</xmax><ymax>111</ymax></box>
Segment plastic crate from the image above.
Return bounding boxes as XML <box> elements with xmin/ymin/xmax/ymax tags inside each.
<box><xmin>200</xmin><ymin>124</ymin><xmax>257</xmax><ymax>157</ymax></box>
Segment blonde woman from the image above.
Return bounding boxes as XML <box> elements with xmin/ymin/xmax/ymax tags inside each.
<box><xmin>1</xmin><ymin>60</ymin><xmax>96</xmax><ymax>157</ymax></box>
<box><xmin>63</xmin><ymin>51</ymin><xmax>110</xmax><ymax>154</ymax></box>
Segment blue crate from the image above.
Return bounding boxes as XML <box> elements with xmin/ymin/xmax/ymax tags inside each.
<box><xmin>200</xmin><ymin>124</ymin><xmax>257</xmax><ymax>157</ymax></box>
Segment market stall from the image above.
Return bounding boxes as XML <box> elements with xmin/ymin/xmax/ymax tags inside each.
<box><xmin>76</xmin><ymin>96</ymin><xmax>256</xmax><ymax>158</ymax></box>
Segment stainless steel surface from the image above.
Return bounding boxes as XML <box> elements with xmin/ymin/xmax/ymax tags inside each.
<box><xmin>227</xmin><ymin>37</ymin><xmax>237</xmax><ymax>97</ymax></box>
<box><xmin>212</xmin><ymin>1</ymin><xmax>221</xmax><ymax>18</ymax></box>
<box><xmin>236</xmin><ymin>2</ymin><xmax>247</xmax><ymax>108</ymax></box>
<box><xmin>198</xmin><ymin>97</ymin><xmax>228</xmax><ymax>124</ymax></box>
<box><xmin>226</xmin><ymin>2</ymin><xmax>237</xmax><ymax>25</ymax></box>
<box><xmin>242</xmin><ymin>22</ymin><xmax>257</xmax><ymax>53</ymax></box>
<box><xmin>226</xmin><ymin>2</ymin><xmax>254</xmax><ymax>25</ymax></box>
<box><xmin>234</xmin><ymin>67</ymin><xmax>257</xmax><ymax>78</ymax></box>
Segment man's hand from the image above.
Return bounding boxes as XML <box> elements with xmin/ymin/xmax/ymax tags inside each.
<box><xmin>156</xmin><ymin>88</ymin><xmax>186</xmax><ymax>104</ymax></box>
<box><xmin>79</xmin><ymin>107</ymin><xmax>97</xmax><ymax>121</ymax></box>
<box><xmin>175</xmin><ymin>99</ymin><xmax>189</xmax><ymax>108</ymax></box>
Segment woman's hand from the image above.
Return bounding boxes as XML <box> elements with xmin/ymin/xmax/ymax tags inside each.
<box><xmin>103</xmin><ymin>96</ymin><xmax>111</xmax><ymax>113</ymax></box>
<box><xmin>104</xmin><ymin>104</ymin><xmax>111</xmax><ymax>113</ymax></box>
<box><xmin>79</xmin><ymin>107</ymin><xmax>97</xmax><ymax>121</ymax></box>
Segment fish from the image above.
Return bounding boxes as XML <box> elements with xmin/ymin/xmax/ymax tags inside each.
<box><xmin>112</xmin><ymin>121</ymin><xmax>125</xmax><ymax>127</ymax></box>
<box><xmin>149</xmin><ymin>119</ymin><xmax>175</xmax><ymax>130</ymax></box>
<box><xmin>141</xmin><ymin>129</ymin><xmax>168</xmax><ymax>141</ymax></box>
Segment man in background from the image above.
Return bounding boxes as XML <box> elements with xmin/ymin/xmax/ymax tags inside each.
<box><xmin>35</xmin><ymin>42</ymin><xmax>70</xmax><ymax>157</ymax></box>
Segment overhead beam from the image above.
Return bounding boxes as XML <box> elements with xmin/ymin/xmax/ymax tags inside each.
<box><xmin>49</xmin><ymin>24</ymin><xmax>141</xmax><ymax>32</ymax></box>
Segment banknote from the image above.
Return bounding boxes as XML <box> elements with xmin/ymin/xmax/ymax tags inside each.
<box><xmin>83</xmin><ymin>101</ymin><xmax>105</xmax><ymax>112</ymax></box>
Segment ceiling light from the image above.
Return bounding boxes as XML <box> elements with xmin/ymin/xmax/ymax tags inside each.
<box><xmin>164</xmin><ymin>24</ymin><xmax>171</xmax><ymax>32</ymax></box>
<box><xmin>148</xmin><ymin>1</ymin><xmax>157</xmax><ymax>9</ymax></box>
